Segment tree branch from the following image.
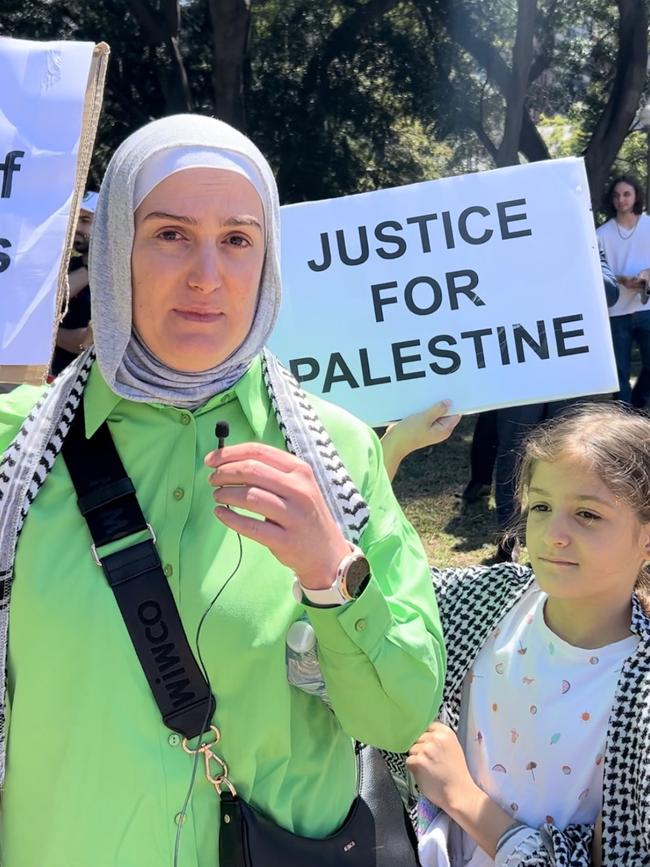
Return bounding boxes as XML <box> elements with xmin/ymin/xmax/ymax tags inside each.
<box><xmin>584</xmin><ymin>0</ymin><xmax>648</xmax><ymax>203</ymax></box>
<box><xmin>496</xmin><ymin>0</ymin><xmax>537</xmax><ymax>166</ymax></box>
<box><xmin>468</xmin><ymin>116</ymin><xmax>499</xmax><ymax>163</ymax></box>
<box><xmin>519</xmin><ymin>111</ymin><xmax>551</xmax><ymax>161</ymax></box>
<box><xmin>302</xmin><ymin>0</ymin><xmax>404</xmax><ymax>104</ymax></box>
<box><xmin>439</xmin><ymin>0</ymin><xmax>548</xmax><ymax>164</ymax></box>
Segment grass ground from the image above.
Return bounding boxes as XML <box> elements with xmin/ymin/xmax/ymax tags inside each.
<box><xmin>391</xmin><ymin>415</ymin><xmax>501</xmax><ymax>567</ymax></box>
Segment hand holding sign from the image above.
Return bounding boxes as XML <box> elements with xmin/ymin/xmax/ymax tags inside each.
<box><xmin>381</xmin><ymin>399</ymin><xmax>461</xmax><ymax>481</ymax></box>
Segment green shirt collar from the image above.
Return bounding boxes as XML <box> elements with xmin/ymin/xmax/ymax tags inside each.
<box><xmin>84</xmin><ymin>354</ymin><xmax>271</xmax><ymax>440</ymax></box>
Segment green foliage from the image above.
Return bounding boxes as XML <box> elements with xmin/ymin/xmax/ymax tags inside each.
<box><xmin>613</xmin><ymin>131</ymin><xmax>648</xmax><ymax>191</ymax></box>
<box><xmin>2</xmin><ymin>0</ymin><xmax>648</xmax><ymax>204</ymax></box>
<box><xmin>536</xmin><ymin>115</ymin><xmax>584</xmax><ymax>158</ymax></box>
<box><xmin>247</xmin><ymin>0</ymin><xmax>449</xmax><ymax>201</ymax></box>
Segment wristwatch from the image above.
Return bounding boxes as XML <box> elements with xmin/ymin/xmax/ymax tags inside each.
<box><xmin>292</xmin><ymin>545</ymin><xmax>371</xmax><ymax>606</ymax></box>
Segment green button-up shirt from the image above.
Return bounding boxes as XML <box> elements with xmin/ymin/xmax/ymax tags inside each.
<box><xmin>0</xmin><ymin>357</ymin><xmax>444</xmax><ymax>867</ymax></box>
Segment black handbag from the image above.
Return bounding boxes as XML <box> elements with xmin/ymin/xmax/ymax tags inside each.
<box><xmin>62</xmin><ymin>401</ymin><xmax>421</xmax><ymax>867</ymax></box>
<box><xmin>219</xmin><ymin>744</ymin><xmax>419</xmax><ymax>867</ymax></box>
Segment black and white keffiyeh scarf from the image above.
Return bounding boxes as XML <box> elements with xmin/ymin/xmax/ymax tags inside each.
<box><xmin>0</xmin><ymin>348</ymin><xmax>370</xmax><ymax>787</ymax></box>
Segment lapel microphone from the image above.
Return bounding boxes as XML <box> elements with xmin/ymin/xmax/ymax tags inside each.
<box><xmin>215</xmin><ymin>421</ymin><xmax>230</xmax><ymax>450</ymax></box>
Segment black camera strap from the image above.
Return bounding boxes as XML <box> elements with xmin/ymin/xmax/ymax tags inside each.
<box><xmin>61</xmin><ymin>400</ymin><xmax>216</xmax><ymax>740</ymax></box>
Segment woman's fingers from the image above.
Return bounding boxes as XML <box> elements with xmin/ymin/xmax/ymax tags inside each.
<box><xmin>205</xmin><ymin>441</ymin><xmax>351</xmax><ymax>585</ymax></box>
<box><xmin>205</xmin><ymin>441</ymin><xmax>301</xmax><ymax>471</ymax></box>
<box><xmin>214</xmin><ymin>502</ymin><xmax>286</xmax><ymax>549</ymax></box>
<box><xmin>213</xmin><ymin>481</ymin><xmax>291</xmax><ymax>525</ymax></box>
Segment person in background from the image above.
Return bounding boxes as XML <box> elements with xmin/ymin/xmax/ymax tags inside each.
<box><xmin>461</xmin><ymin>410</ymin><xmax>498</xmax><ymax>505</ymax></box>
<box><xmin>597</xmin><ymin>174</ymin><xmax>650</xmax><ymax>407</ymax></box>
<box><xmin>50</xmin><ymin>190</ymin><xmax>98</xmax><ymax>376</ymax></box>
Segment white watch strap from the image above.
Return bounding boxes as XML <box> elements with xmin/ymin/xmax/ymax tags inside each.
<box><xmin>292</xmin><ymin>576</ymin><xmax>349</xmax><ymax>606</ymax></box>
<box><xmin>292</xmin><ymin>544</ymin><xmax>364</xmax><ymax>606</ymax></box>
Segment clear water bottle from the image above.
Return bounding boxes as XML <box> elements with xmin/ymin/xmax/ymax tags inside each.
<box><xmin>286</xmin><ymin>618</ymin><xmax>331</xmax><ymax>708</ymax></box>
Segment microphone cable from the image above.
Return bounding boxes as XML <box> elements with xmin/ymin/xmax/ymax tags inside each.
<box><xmin>172</xmin><ymin>528</ymin><xmax>243</xmax><ymax>867</ymax></box>
<box><xmin>173</xmin><ymin>420</ymin><xmax>241</xmax><ymax>867</ymax></box>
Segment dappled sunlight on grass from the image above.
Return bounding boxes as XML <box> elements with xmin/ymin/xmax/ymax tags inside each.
<box><xmin>391</xmin><ymin>416</ymin><xmax>501</xmax><ymax>567</ymax></box>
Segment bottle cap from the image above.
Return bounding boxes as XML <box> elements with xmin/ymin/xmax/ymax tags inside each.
<box><xmin>286</xmin><ymin>620</ymin><xmax>316</xmax><ymax>653</ymax></box>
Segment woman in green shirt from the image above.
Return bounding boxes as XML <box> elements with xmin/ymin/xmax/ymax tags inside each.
<box><xmin>0</xmin><ymin>115</ymin><xmax>445</xmax><ymax>867</ymax></box>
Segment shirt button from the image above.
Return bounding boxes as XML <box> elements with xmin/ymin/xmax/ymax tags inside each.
<box><xmin>174</xmin><ymin>812</ymin><xmax>186</xmax><ymax>826</ymax></box>
<box><xmin>180</xmin><ymin>413</ymin><xmax>191</xmax><ymax>426</ymax></box>
<box><xmin>355</xmin><ymin>619</ymin><xmax>367</xmax><ymax>632</ymax></box>
<box><xmin>173</xmin><ymin>487</ymin><xmax>185</xmax><ymax>501</ymax></box>
<box><xmin>163</xmin><ymin>563</ymin><xmax>174</xmax><ymax>578</ymax></box>
<box><xmin>168</xmin><ymin>733</ymin><xmax>181</xmax><ymax>747</ymax></box>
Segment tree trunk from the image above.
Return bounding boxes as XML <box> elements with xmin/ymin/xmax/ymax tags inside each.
<box><xmin>495</xmin><ymin>0</ymin><xmax>537</xmax><ymax>167</ymax></box>
<box><xmin>207</xmin><ymin>0</ymin><xmax>251</xmax><ymax>130</ymax></box>
<box><xmin>583</xmin><ymin>0</ymin><xmax>648</xmax><ymax>208</ymax></box>
<box><xmin>519</xmin><ymin>113</ymin><xmax>551</xmax><ymax>162</ymax></box>
<box><xmin>441</xmin><ymin>0</ymin><xmax>550</xmax><ymax>166</ymax></box>
<box><xmin>127</xmin><ymin>0</ymin><xmax>193</xmax><ymax>113</ymax></box>
<box><xmin>277</xmin><ymin>0</ymin><xmax>403</xmax><ymax>197</ymax></box>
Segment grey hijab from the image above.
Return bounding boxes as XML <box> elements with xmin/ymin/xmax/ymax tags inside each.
<box><xmin>89</xmin><ymin>114</ymin><xmax>282</xmax><ymax>407</ymax></box>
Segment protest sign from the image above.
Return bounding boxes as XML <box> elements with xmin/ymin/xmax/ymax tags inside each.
<box><xmin>0</xmin><ymin>37</ymin><xmax>109</xmax><ymax>384</ymax></box>
<box><xmin>270</xmin><ymin>158</ymin><xmax>618</xmax><ymax>425</ymax></box>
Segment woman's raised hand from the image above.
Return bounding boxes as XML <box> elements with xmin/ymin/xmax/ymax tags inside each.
<box><xmin>204</xmin><ymin>442</ymin><xmax>351</xmax><ymax>590</ymax></box>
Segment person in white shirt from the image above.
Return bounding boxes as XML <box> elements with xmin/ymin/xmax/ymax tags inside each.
<box><xmin>596</xmin><ymin>175</ymin><xmax>650</xmax><ymax>406</ymax></box>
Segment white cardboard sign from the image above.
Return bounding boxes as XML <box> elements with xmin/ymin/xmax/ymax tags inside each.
<box><xmin>270</xmin><ymin>158</ymin><xmax>618</xmax><ymax>425</ymax></box>
<box><xmin>0</xmin><ymin>37</ymin><xmax>96</xmax><ymax>368</ymax></box>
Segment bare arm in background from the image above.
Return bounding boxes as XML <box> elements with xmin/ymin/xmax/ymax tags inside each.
<box><xmin>380</xmin><ymin>400</ymin><xmax>460</xmax><ymax>481</ymax></box>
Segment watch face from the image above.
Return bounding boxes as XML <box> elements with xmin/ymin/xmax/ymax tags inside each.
<box><xmin>345</xmin><ymin>556</ymin><xmax>371</xmax><ymax>598</ymax></box>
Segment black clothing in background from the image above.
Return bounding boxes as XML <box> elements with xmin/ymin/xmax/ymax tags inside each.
<box><xmin>50</xmin><ymin>257</ymin><xmax>91</xmax><ymax>376</ymax></box>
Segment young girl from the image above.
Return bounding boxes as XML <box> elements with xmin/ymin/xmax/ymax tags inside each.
<box><xmin>385</xmin><ymin>402</ymin><xmax>650</xmax><ymax>867</ymax></box>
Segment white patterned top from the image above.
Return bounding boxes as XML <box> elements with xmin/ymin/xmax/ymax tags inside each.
<box><xmin>409</xmin><ymin>563</ymin><xmax>650</xmax><ymax>867</ymax></box>
<box><xmin>460</xmin><ymin>585</ymin><xmax>637</xmax><ymax>866</ymax></box>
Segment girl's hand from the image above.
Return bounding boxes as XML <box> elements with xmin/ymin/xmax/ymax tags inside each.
<box><xmin>408</xmin><ymin>722</ymin><xmax>515</xmax><ymax>859</ymax></box>
<box><xmin>407</xmin><ymin>722</ymin><xmax>476</xmax><ymax>814</ymax></box>
<box><xmin>381</xmin><ymin>400</ymin><xmax>461</xmax><ymax>481</ymax></box>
